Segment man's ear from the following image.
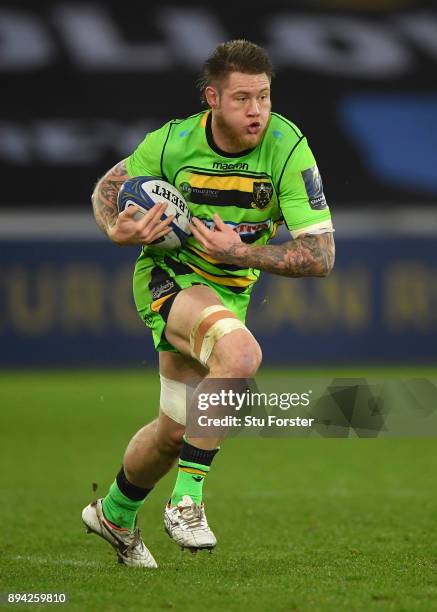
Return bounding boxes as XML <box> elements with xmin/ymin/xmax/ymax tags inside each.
<box><xmin>205</xmin><ymin>86</ymin><xmax>219</xmax><ymax>109</ymax></box>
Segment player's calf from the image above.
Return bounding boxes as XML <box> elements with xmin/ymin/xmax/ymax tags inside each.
<box><xmin>123</xmin><ymin>414</ymin><xmax>184</xmax><ymax>489</ymax></box>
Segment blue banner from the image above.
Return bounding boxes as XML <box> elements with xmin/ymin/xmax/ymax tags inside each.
<box><xmin>1</xmin><ymin>238</ymin><xmax>436</xmax><ymax>366</ymax></box>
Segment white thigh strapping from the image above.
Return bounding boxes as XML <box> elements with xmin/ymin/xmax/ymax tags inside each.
<box><xmin>189</xmin><ymin>305</ymin><xmax>250</xmax><ymax>366</ymax></box>
<box><xmin>159</xmin><ymin>374</ymin><xmax>188</xmax><ymax>425</ymax></box>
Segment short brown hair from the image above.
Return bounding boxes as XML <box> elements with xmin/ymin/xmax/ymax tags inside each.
<box><xmin>197</xmin><ymin>39</ymin><xmax>274</xmax><ymax>104</ymax></box>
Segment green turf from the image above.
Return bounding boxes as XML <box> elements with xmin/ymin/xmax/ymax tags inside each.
<box><xmin>1</xmin><ymin>369</ymin><xmax>437</xmax><ymax>611</ymax></box>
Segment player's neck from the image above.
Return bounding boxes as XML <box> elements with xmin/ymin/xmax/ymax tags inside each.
<box><xmin>210</xmin><ymin>113</ymin><xmax>252</xmax><ymax>156</ymax></box>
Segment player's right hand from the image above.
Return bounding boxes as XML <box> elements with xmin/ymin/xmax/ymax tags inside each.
<box><xmin>108</xmin><ymin>202</ymin><xmax>174</xmax><ymax>246</ymax></box>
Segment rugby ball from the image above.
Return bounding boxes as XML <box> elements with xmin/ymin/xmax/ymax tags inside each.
<box><xmin>117</xmin><ymin>176</ymin><xmax>192</xmax><ymax>250</ymax></box>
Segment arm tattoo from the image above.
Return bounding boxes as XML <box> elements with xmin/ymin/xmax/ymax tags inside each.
<box><xmin>217</xmin><ymin>232</ymin><xmax>335</xmax><ymax>278</ymax></box>
<box><xmin>91</xmin><ymin>160</ymin><xmax>129</xmax><ymax>236</ymax></box>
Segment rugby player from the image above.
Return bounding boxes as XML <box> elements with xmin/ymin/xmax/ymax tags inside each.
<box><xmin>82</xmin><ymin>39</ymin><xmax>335</xmax><ymax>567</ymax></box>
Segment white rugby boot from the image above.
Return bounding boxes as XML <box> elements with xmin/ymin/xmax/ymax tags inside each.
<box><xmin>82</xmin><ymin>499</ymin><xmax>157</xmax><ymax>568</ymax></box>
<box><xmin>164</xmin><ymin>495</ymin><xmax>217</xmax><ymax>551</ymax></box>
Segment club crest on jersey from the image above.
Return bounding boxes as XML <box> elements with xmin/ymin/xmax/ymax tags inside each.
<box><xmin>251</xmin><ymin>182</ymin><xmax>273</xmax><ymax>210</ymax></box>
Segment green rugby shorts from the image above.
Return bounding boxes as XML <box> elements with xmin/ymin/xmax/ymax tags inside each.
<box><xmin>133</xmin><ymin>251</ymin><xmax>253</xmax><ymax>353</ymax></box>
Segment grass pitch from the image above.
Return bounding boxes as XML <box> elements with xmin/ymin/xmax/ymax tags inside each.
<box><xmin>1</xmin><ymin>368</ymin><xmax>437</xmax><ymax>611</ymax></box>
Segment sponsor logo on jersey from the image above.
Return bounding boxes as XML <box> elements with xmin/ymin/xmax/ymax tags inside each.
<box><xmin>251</xmin><ymin>182</ymin><xmax>273</xmax><ymax>210</ymax></box>
<box><xmin>212</xmin><ymin>161</ymin><xmax>249</xmax><ymax>171</ymax></box>
<box><xmin>152</xmin><ymin>279</ymin><xmax>175</xmax><ymax>300</ymax></box>
<box><xmin>234</xmin><ymin>220</ymin><xmax>271</xmax><ymax>236</ymax></box>
<box><xmin>179</xmin><ymin>181</ymin><xmax>219</xmax><ymax>201</ymax></box>
<box><xmin>302</xmin><ymin>165</ymin><xmax>327</xmax><ymax>210</ymax></box>
<box><xmin>203</xmin><ymin>218</ymin><xmax>271</xmax><ymax>237</ymax></box>
<box><xmin>179</xmin><ymin>182</ymin><xmax>192</xmax><ymax>197</ymax></box>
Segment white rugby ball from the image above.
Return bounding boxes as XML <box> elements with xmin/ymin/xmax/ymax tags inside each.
<box><xmin>117</xmin><ymin>175</ymin><xmax>192</xmax><ymax>250</ymax></box>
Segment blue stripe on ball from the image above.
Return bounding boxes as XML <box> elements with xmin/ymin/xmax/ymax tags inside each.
<box><xmin>118</xmin><ymin>176</ymin><xmax>162</xmax><ymax>213</ymax></box>
<box><xmin>117</xmin><ymin>176</ymin><xmax>191</xmax><ymax>250</ymax></box>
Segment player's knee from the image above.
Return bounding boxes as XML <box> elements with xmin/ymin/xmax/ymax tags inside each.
<box><xmin>214</xmin><ymin>336</ymin><xmax>262</xmax><ymax>378</ymax></box>
<box><xmin>228</xmin><ymin>343</ymin><xmax>262</xmax><ymax>378</ymax></box>
<box><xmin>190</xmin><ymin>305</ymin><xmax>260</xmax><ymax>371</ymax></box>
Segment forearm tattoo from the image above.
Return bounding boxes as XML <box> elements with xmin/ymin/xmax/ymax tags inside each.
<box><xmin>91</xmin><ymin>160</ymin><xmax>129</xmax><ymax>235</ymax></box>
<box><xmin>218</xmin><ymin>233</ymin><xmax>335</xmax><ymax>278</ymax></box>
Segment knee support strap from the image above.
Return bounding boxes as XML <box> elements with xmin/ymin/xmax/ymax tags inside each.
<box><xmin>189</xmin><ymin>305</ymin><xmax>249</xmax><ymax>366</ymax></box>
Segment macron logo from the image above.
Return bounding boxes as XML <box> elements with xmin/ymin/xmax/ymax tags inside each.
<box><xmin>212</xmin><ymin>161</ymin><xmax>249</xmax><ymax>171</ymax></box>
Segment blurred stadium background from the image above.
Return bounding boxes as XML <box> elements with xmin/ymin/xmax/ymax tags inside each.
<box><xmin>2</xmin><ymin>3</ymin><xmax>437</xmax><ymax>609</ymax></box>
<box><xmin>1</xmin><ymin>0</ymin><xmax>436</xmax><ymax>367</ymax></box>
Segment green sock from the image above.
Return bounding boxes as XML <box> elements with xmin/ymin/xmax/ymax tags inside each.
<box><xmin>170</xmin><ymin>459</ymin><xmax>210</xmax><ymax>506</ymax></box>
<box><xmin>102</xmin><ymin>480</ymin><xmax>145</xmax><ymax>531</ymax></box>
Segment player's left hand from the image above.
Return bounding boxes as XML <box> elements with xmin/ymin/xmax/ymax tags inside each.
<box><xmin>189</xmin><ymin>214</ymin><xmax>244</xmax><ymax>262</ymax></box>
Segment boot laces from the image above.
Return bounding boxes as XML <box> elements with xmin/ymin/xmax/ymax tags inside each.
<box><xmin>125</xmin><ymin>527</ymin><xmax>143</xmax><ymax>552</ymax></box>
<box><xmin>179</xmin><ymin>504</ymin><xmax>207</xmax><ymax>530</ymax></box>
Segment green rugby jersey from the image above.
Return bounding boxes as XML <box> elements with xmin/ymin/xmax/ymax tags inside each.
<box><xmin>126</xmin><ymin>110</ymin><xmax>332</xmax><ymax>290</ymax></box>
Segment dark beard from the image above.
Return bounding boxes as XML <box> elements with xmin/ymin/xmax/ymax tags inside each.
<box><xmin>214</xmin><ymin>113</ymin><xmax>250</xmax><ymax>153</ymax></box>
